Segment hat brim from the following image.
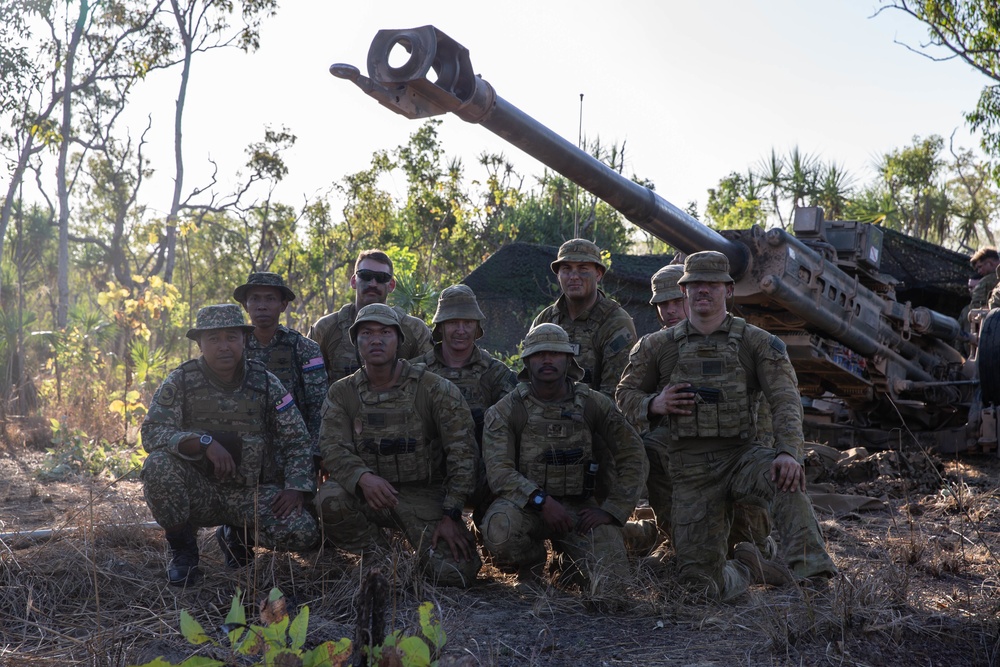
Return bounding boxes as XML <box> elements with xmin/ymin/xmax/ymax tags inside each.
<box><xmin>517</xmin><ymin>355</ymin><xmax>585</xmax><ymax>382</ymax></box>
<box><xmin>550</xmin><ymin>257</ymin><xmax>607</xmax><ymax>275</ymax></box>
<box><xmin>677</xmin><ymin>271</ymin><xmax>733</xmax><ymax>285</ymax></box>
<box><xmin>186</xmin><ymin>324</ymin><xmax>255</xmax><ymax>341</ymax></box>
<box><xmin>650</xmin><ymin>290</ymin><xmax>684</xmax><ymax>304</ymax></box>
<box><xmin>233</xmin><ymin>284</ymin><xmax>296</xmax><ymax>303</ymax></box>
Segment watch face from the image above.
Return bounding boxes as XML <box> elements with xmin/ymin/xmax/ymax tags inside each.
<box><xmin>200</xmin><ymin>434</ymin><xmax>212</xmax><ymax>446</ymax></box>
<box><xmin>532</xmin><ymin>493</ymin><xmax>545</xmax><ymax>506</ymax></box>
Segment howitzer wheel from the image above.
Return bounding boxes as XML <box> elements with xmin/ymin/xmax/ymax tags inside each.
<box><xmin>978</xmin><ymin>309</ymin><xmax>1000</xmax><ymax>405</ymax></box>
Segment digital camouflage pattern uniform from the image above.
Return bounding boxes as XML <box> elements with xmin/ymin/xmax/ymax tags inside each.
<box><xmin>316</xmin><ymin>305</ymin><xmax>480</xmax><ymax>588</ymax></box>
<box><xmin>413</xmin><ymin>285</ymin><xmax>517</xmax><ymax>519</ymax></box>
<box><xmin>618</xmin><ymin>252</ymin><xmax>835</xmax><ymax>600</ymax></box>
<box><xmin>621</xmin><ymin>264</ymin><xmax>773</xmax><ymax>555</ymax></box>
<box><xmin>141</xmin><ymin>307</ymin><xmax>318</xmax><ymax>555</ymax></box>
<box><xmin>235</xmin><ymin>273</ymin><xmax>329</xmax><ymax>450</ymax></box>
<box><xmin>531</xmin><ymin>239</ymin><xmax>637</xmax><ymax>398</ymax></box>
<box><xmin>481</xmin><ymin>324</ymin><xmax>647</xmax><ymax>593</ymax></box>
<box><xmin>309</xmin><ymin>302</ymin><xmax>433</xmax><ymax>383</ymax></box>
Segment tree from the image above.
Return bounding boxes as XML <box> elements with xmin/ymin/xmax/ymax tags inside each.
<box><xmin>704</xmin><ymin>170</ymin><xmax>768</xmax><ymax>230</ymax></box>
<box><xmin>879</xmin><ymin>1</ymin><xmax>1000</xmax><ymax>182</ymax></box>
<box><xmin>156</xmin><ymin>0</ymin><xmax>279</xmax><ymax>284</ymax></box>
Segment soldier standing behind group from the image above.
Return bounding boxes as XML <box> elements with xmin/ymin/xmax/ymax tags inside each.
<box><xmin>315</xmin><ymin>304</ymin><xmax>481</xmax><ymax>587</ymax></box>
<box><xmin>234</xmin><ymin>272</ymin><xmax>328</xmax><ymax>446</ymax></box>
<box><xmin>627</xmin><ymin>265</ymin><xmax>774</xmax><ymax>558</ymax></box>
<box><xmin>480</xmin><ymin>324</ymin><xmax>647</xmax><ymax>595</ymax></box>
<box><xmin>413</xmin><ymin>285</ymin><xmax>517</xmax><ymax>521</ymax></box>
<box><xmin>617</xmin><ymin>252</ymin><xmax>836</xmax><ymax>600</ymax></box>
<box><xmin>141</xmin><ymin>305</ymin><xmax>318</xmax><ymax>586</ymax></box>
<box><xmin>531</xmin><ymin>239</ymin><xmax>636</xmax><ymax>397</ymax></box>
<box><xmin>309</xmin><ymin>249</ymin><xmax>433</xmax><ymax>383</ymax></box>
<box><xmin>969</xmin><ymin>247</ymin><xmax>999</xmax><ymax>309</ymax></box>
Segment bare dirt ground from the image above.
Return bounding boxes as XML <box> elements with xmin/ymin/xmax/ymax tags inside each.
<box><xmin>2</xmin><ymin>434</ymin><xmax>999</xmax><ymax>666</ymax></box>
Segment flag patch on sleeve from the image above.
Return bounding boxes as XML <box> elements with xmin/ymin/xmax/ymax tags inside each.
<box><xmin>275</xmin><ymin>393</ymin><xmax>295</xmax><ymax>412</ymax></box>
<box><xmin>303</xmin><ymin>356</ymin><xmax>325</xmax><ymax>372</ymax></box>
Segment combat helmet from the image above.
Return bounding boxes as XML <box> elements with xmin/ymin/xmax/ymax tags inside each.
<box><xmin>678</xmin><ymin>251</ymin><xmax>734</xmax><ymax>285</ymax></box>
<box><xmin>517</xmin><ymin>323</ymin><xmax>585</xmax><ymax>382</ymax></box>
<box><xmin>431</xmin><ymin>285</ymin><xmax>486</xmax><ymax>342</ymax></box>
<box><xmin>186</xmin><ymin>304</ymin><xmax>255</xmax><ymax>341</ymax></box>
<box><xmin>550</xmin><ymin>238</ymin><xmax>607</xmax><ymax>274</ymax></box>
<box><xmin>233</xmin><ymin>272</ymin><xmax>295</xmax><ymax>303</ymax></box>
<box><xmin>349</xmin><ymin>303</ymin><xmax>405</xmax><ymax>346</ymax></box>
<box><xmin>650</xmin><ymin>264</ymin><xmax>685</xmax><ymax>304</ymax></box>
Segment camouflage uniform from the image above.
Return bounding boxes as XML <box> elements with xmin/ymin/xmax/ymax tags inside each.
<box><xmin>618</xmin><ymin>252</ymin><xmax>835</xmax><ymax>600</ymax></box>
<box><xmin>986</xmin><ymin>268</ymin><xmax>1000</xmax><ymax>309</ymax></box>
<box><xmin>141</xmin><ymin>307</ymin><xmax>319</xmax><ymax>557</ymax></box>
<box><xmin>243</xmin><ymin>326</ymin><xmax>327</xmax><ymax>448</ymax></box>
<box><xmin>481</xmin><ymin>324</ymin><xmax>647</xmax><ymax>592</ymax></box>
<box><xmin>622</xmin><ymin>264</ymin><xmax>774</xmax><ymax>554</ymax></box>
<box><xmin>316</xmin><ymin>305</ymin><xmax>480</xmax><ymax>588</ymax></box>
<box><xmin>309</xmin><ymin>303</ymin><xmax>432</xmax><ymax>383</ymax></box>
<box><xmin>413</xmin><ymin>285</ymin><xmax>517</xmax><ymax>519</ymax></box>
<box><xmin>972</xmin><ymin>269</ymin><xmax>998</xmax><ymax>309</ymax></box>
<box><xmin>532</xmin><ymin>239</ymin><xmax>637</xmax><ymax>397</ymax></box>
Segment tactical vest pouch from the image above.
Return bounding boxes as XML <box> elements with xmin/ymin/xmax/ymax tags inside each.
<box><xmin>524</xmin><ymin>459</ymin><xmax>588</xmax><ymax>497</ymax></box>
<box><xmin>359</xmin><ymin>436</ymin><xmax>431</xmax><ymax>484</ymax></box>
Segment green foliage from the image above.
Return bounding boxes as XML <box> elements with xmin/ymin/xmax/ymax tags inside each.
<box><xmin>884</xmin><ymin>1</ymin><xmax>1000</xmax><ymax>182</ymax></box>
<box><xmin>131</xmin><ymin>589</ymin><xmax>448</xmax><ymax>667</ymax></box>
<box><xmin>38</xmin><ymin>418</ymin><xmax>144</xmax><ymax>480</ymax></box>
<box><xmin>705</xmin><ymin>171</ymin><xmax>768</xmax><ymax>230</ymax></box>
<box><xmin>367</xmin><ymin>601</ymin><xmax>447</xmax><ymax>667</ymax></box>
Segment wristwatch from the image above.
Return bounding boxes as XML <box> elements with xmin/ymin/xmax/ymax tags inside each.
<box><xmin>198</xmin><ymin>434</ymin><xmax>213</xmax><ymax>453</ymax></box>
<box><xmin>528</xmin><ymin>489</ymin><xmax>547</xmax><ymax>511</ymax></box>
<box><xmin>443</xmin><ymin>507</ymin><xmax>462</xmax><ymax>522</ymax></box>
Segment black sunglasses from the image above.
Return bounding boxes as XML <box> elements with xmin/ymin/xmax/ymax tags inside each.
<box><xmin>356</xmin><ymin>269</ymin><xmax>393</xmax><ymax>284</ymax></box>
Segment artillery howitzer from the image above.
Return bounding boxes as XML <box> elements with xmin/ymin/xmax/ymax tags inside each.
<box><xmin>331</xmin><ymin>26</ymin><xmax>989</xmax><ymax>453</ymax></box>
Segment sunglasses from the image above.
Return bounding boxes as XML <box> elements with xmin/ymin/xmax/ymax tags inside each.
<box><xmin>355</xmin><ymin>269</ymin><xmax>393</xmax><ymax>284</ymax></box>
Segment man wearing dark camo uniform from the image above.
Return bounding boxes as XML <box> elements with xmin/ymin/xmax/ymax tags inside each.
<box><xmin>413</xmin><ymin>285</ymin><xmax>517</xmax><ymax>522</ymax></box>
<box><xmin>531</xmin><ymin>239</ymin><xmax>636</xmax><ymax>398</ymax></box>
<box><xmin>622</xmin><ymin>264</ymin><xmax>774</xmax><ymax>562</ymax></box>
<box><xmin>316</xmin><ymin>304</ymin><xmax>481</xmax><ymax>587</ymax></box>
<box><xmin>617</xmin><ymin>251</ymin><xmax>836</xmax><ymax>600</ymax></box>
<box><xmin>141</xmin><ymin>304</ymin><xmax>318</xmax><ymax>586</ymax></box>
<box><xmin>480</xmin><ymin>324</ymin><xmax>647</xmax><ymax>594</ymax></box>
<box><xmin>234</xmin><ymin>272</ymin><xmax>328</xmax><ymax>445</ymax></box>
<box><xmin>309</xmin><ymin>249</ymin><xmax>432</xmax><ymax>383</ymax></box>
<box><xmin>969</xmin><ymin>246</ymin><xmax>999</xmax><ymax>309</ymax></box>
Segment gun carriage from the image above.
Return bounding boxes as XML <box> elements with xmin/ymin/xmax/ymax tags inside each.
<box><xmin>331</xmin><ymin>26</ymin><xmax>993</xmax><ymax>453</ymax></box>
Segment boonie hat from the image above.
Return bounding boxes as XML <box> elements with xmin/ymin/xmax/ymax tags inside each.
<box><xmin>349</xmin><ymin>303</ymin><xmax>405</xmax><ymax>346</ymax></box>
<box><xmin>678</xmin><ymin>251</ymin><xmax>734</xmax><ymax>285</ymax></box>
<box><xmin>432</xmin><ymin>285</ymin><xmax>486</xmax><ymax>342</ymax></box>
<box><xmin>517</xmin><ymin>323</ymin><xmax>585</xmax><ymax>382</ymax></box>
<box><xmin>186</xmin><ymin>304</ymin><xmax>255</xmax><ymax>341</ymax></box>
<box><xmin>650</xmin><ymin>264</ymin><xmax>685</xmax><ymax>304</ymax></box>
<box><xmin>550</xmin><ymin>238</ymin><xmax>607</xmax><ymax>274</ymax></box>
<box><xmin>233</xmin><ymin>272</ymin><xmax>296</xmax><ymax>303</ymax></box>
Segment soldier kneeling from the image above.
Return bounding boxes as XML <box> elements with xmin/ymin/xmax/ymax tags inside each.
<box><xmin>480</xmin><ymin>324</ymin><xmax>647</xmax><ymax>595</ymax></box>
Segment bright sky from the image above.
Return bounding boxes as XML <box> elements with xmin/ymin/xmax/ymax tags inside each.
<box><xmin>126</xmin><ymin>0</ymin><xmax>991</xmax><ymax>226</ymax></box>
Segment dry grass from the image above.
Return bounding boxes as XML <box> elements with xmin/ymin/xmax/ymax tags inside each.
<box><xmin>2</xmin><ymin>446</ymin><xmax>1000</xmax><ymax>665</ymax></box>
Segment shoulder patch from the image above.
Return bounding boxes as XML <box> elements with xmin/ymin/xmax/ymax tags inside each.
<box><xmin>302</xmin><ymin>356</ymin><xmax>325</xmax><ymax>372</ymax></box>
<box><xmin>769</xmin><ymin>335</ymin><xmax>787</xmax><ymax>355</ymax></box>
<box><xmin>157</xmin><ymin>383</ymin><xmax>177</xmax><ymax>407</ymax></box>
<box><xmin>608</xmin><ymin>329</ymin><xmax>635</xmax><ymax>354</ymax></box>
<box><xmin>275</xmin><ymin>392</ymin><xmax>295</xmax><ymax>412</ymax></box>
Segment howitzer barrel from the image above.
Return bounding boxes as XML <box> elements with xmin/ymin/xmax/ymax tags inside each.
<box><xmin>331</xmin><ymin>25</ymin><xmax>750</xmax><ymax>276</ymax></box>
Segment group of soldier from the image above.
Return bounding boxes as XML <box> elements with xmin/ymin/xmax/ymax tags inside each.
<box><xmin>140</xmin><ymin>241</ymin><xmax>837</xmax><ymax>601</ymax></box>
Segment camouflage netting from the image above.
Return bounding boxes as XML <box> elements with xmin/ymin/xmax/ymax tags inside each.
<box><xmin>462</xmin><ymin>243</ymin><xmax>672</xmax><ymax>356</ymax></box>
<box><xmin>879</xmin><ymin>227</ymin><xmax>971</xmax><ymax>318</ymax></box>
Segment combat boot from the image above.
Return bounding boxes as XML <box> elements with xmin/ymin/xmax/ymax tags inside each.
<box><xmin>216</xmin><ymin>525</ymin><xmax>255</xmax><ymax>568</ymax></box>
<box><xmin>165</xmin><ymin>525</ymin><xmax>202</xmax><ymax>586</ymax></box>
<box><xmin>733</xmin><ymin>541</ymin><xmax>792</xmax><ymax>587</ymax></box>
